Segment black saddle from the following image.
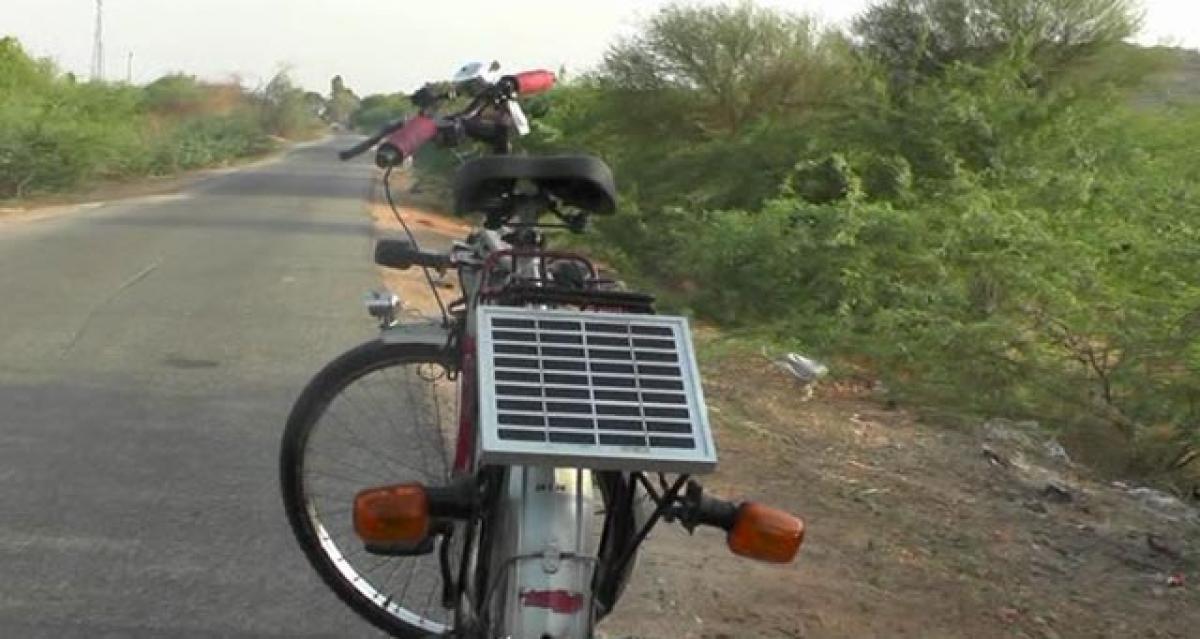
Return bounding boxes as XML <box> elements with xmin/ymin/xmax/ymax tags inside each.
<box><xmin>453</xmin><ymin>155</ymin><xmax>617</xmax><ymax>215</ymax></box>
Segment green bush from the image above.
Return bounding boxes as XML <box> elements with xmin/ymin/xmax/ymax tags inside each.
<box><xmin>450</xmin><ymin>2</ymin><xmax>1200</xmax><ymax>482</ymax></box>
<box><xmin>310</xmin><ymin>2</ymin><xmax>1200</xmax><ymax>483</ymax></box>
<box><xmin>0</xmin><ymin>37</ymin><xmax>308</xmax><ymax>199</ymax></box>
<box><xmin>351</xmin><ymin>93</ymin><xmax>409</xmax><ymax>132</ymax></box>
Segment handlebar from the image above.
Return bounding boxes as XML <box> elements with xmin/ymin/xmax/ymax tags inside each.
<box><xmin>339</xmin><ymin>68</ymin><xmax>556</xmax><ymax>164</ymax></box>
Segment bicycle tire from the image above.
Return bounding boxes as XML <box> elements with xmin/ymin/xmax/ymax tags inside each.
<box><xmin>280</xmin><ymin>339</ymin><xmax>461</xmax><ymax>638</ymax></box>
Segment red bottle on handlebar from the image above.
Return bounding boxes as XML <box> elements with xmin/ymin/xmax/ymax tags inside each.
<box><xmin>511</xmin><ymin>70</ymin><xmax>555</xmax><ymax>95</ymax></box>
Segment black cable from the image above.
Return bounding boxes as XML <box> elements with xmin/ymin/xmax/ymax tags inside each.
<box><xmin>382</xmin><ymin>165</ymin><xmax>450</xmax><ymax>327</ymax></box>
<box><xmin>603</xmin><ymin>474</ymin><xmax>689</xmax><ymax>596</ymax></box>
<box><xmin>633</xmin><ymin>472</ymin><xmax>662</xmax><ymax>506</ymax></box>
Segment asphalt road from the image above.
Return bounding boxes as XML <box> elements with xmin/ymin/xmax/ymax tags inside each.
<box><xmin>0</xmin><ymin>137</ymin><xmax>410</xmax><ymax>637</ymax></box>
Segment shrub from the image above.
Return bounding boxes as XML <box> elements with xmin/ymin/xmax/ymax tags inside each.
<box><xmin>0</xmin><ymin>39</ymin><xmax>309</xmax><ymax>199</ymax></box>
<box><xmin>487</xmin><ymin>2</ymin><xmax>1200</xmax><ymax>483</ymax></box>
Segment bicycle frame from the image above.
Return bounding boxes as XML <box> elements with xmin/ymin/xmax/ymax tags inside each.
<box><xmin>333</xmin><ymin>64</ymin><xmax>803</xmax><ymax>638</ymax></box>
<box><xmin>393</xmin><ymin>214</ymin><xmax>600</xmax><ymax>638</ymax></box>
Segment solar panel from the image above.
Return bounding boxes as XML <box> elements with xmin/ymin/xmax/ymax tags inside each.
<box><xmin>475</xmin><ymin>306</ymin><xmax>717</xmax><ymax>473</ymax></box>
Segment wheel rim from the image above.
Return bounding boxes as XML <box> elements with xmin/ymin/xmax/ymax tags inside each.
<box><xmin>297</xmin><ymin>357</ymin><xmax>461</xmax><ymax>634</ymax></box>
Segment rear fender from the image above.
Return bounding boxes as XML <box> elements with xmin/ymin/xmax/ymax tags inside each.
<box><xmin>490</xmin><ymin>466</ymin><xmax>597</xmax><ymax>639</ymax></box>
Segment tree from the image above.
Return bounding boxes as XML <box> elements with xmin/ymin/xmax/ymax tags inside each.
<box><xmin>260</xmin><ymin>70</ymin><xmax>318</xmax><ymax>137</ymax></box>
<box><xmin>601</xmin><ymin>1</ymin><xmax>847</xmax><ymax>135</ymax></box>
<box><xmin>0</xmin><ymin>37</ymin><xmax>55</xmax><ymax>95</ymax></box>
<box><xmin>853</xmin><ymin>0</ymin><xmax>1144</xmax><ymax>87</ymax></box>
<box><xmin>349</xmin><ymin>93</ymin><xmax>410</xmax><ymax>132</ymax></box>
<box><xmin>303</xmin><ymin>91</ymin><xmax>327</xmax><ymax>118</ymax></box>
<box><xmin>326</xmin><ymin>74</ymin><xmax>360</xmax><ymax>126</ymax></box>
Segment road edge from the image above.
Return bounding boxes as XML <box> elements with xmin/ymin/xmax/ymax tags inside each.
<box><xmin>0</xmin><ymin>136</ymin><xmax>332</xmax><ymax>225</ymax></box>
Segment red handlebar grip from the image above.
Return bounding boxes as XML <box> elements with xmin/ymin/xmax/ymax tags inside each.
<box><xmin>386</xmin><ymin>115</ymin><xmax>438</xmax><ymax>158</ymax></box>
<box><xmin>514</xmin><ymin>70</ymin><xmax>556</xmax><ymax>95</ymax></box>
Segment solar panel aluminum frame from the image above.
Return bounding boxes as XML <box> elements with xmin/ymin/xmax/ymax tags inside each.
<box><xmin>475</xmin><ymin>306</ymin><xmax>717</xmax><ymax>473</ymax></box>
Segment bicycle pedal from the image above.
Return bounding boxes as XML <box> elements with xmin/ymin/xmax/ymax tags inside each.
<box><xmin>363</xmin><ymin>536</ymin><xmax>436</xmax><ymax>557</ymax></box>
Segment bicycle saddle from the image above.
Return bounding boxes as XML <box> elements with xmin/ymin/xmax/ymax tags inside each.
<box><xmin>453</xmin><ymin>155</ymin><xmax>617</xmax><ymax>215</ymax></box>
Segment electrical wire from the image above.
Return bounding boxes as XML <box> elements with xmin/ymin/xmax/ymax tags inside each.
<box><xmin>382</xmin><ymin>165</ymin><xmax>450</xmax><ymax>326</ymax></box>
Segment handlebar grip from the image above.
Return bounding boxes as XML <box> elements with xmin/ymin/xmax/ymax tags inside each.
<box><xmin>339</xmin><ymin>135</ymin><xmax>382</xmax><ymax>161</ymax></box>
<box><xmin>382</xmin><ymin>115</ymin><xmax>438</xmax><ymax>160</ymax></box>
<box><xmin>375</xmin><ymin>238</ymin><xmax>453</xmax><ymax>271</ymax></box>
<box><xmin>510</xmin><ymin>70</ymin><xmax>556</xmax><ymax>96</ymax></box>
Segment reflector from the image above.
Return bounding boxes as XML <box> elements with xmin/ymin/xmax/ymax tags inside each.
<box><xmin>353</xmin><ymin>484</ymin><xmax>430</xmax><ymax>545</ymax></box>
<box><xmin>519</xmin><ymin>589</ymin><xmax>585</xmax><ymax>614</ymax></box>
<box><xmin>727</xmin><ymin>502</ymin><xmax>804</xmax><ymax>563</ymax></box>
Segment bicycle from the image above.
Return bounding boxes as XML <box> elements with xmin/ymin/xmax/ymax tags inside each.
<box><xmin>279</xmin><ymin>61</ymin><xmax>805</xmax><ymax>639</ymax></box>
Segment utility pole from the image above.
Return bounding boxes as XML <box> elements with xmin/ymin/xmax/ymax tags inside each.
<box><xmin>90</xmin><ymin>0</ymin><xmax>104</xmax><ymax>81</ymax></box>
<box><xmin>126</xmin><ymin>51</ymin><xmax>133</xmax><ymax>84</ymax></box>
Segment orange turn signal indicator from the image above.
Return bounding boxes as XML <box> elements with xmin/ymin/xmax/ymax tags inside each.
<box><xmin>353</xmin><ymin>483</ymin><xmax>431</xmax><ymax>546</ymax></box>
<box><xmin>727</xmin><ymin>502</ymin><xmax>805</xmax><ymax>563</ymax></box>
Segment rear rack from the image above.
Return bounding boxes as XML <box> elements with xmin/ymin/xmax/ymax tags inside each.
<box><xmin>487</xmin><ymin>283</ymin><xmax>655</xmax><ymax>313</ymax></box>
<box><xmin>477</xmin><ymin>249</ymin><xmax>655</xmax><ymax>313</ymax></box>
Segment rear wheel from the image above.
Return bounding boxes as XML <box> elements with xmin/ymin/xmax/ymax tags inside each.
<box><xmin>280</xmin><ymin>340</ymin><xmax>462</xmax><ymax>638</ymax></box>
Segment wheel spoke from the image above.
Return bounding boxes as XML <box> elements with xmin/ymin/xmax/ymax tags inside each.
<box><xmin>308</xmin><ymin>454</ymin><xmax>399</xmax><ymax>486</ymax></box>
<box><xmin>323</xmin><ymin>406</ymin><xmax>438</xmax><ymax>481</ymax></box>
<box><xmin>307</xmin><ymin>467</ymin><xmax>384</xmax><ymax>487</ymax></box>
<box><xmin>359</xmin><ymin>369</ymin><xmax>443</xmax><ymax>480</ymax></box>
<box><xmin>391</xmin><ymin>365</ymin><xmax>446</xmax><ymax>479</ymax></box>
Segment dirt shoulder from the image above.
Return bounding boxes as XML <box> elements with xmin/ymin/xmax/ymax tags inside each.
<box><xmin>599</xmin><ymin>350</ymin><xmax>1199</xmax><ymax>639</ymax></box>
<box><xmin>368</xmin><ymin>191</ymin><xmax>1200</xmax><ymax>639</ymax></box>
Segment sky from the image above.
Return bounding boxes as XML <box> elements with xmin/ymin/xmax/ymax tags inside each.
<box><xmin>4</xmin><ymin>1</ymin><xmax>1199</xmax><ymax>95</ymax></box>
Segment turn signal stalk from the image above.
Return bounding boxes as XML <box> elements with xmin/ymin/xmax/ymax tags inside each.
<box><xmin>727</xmin><ymin>502</ymin><xmax>805</xmax><ymax>563</ymax></box>
<box><xmin>353</xmin><ymin>484</ymin><xmax>430</xmax><ymax>548</ymax></box>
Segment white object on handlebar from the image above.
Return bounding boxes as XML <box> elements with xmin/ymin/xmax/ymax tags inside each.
<box><xmin>452</xmin><ymin>61</ymin><xmax>489</xmax><ymax>82</ymax></box>
<box><xmin>452</xmin><ymin>60</ymin><xmax>501</xmax><ymax>96</ymax></box>
<box><xmin>507</xmin><ymin>99</ymin><xmax>531</xmax><ymax>137</ymax></box>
